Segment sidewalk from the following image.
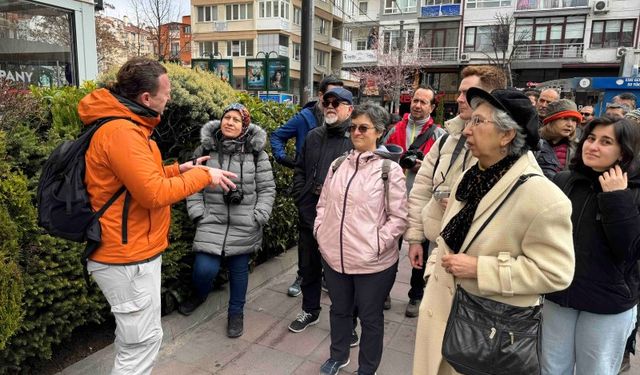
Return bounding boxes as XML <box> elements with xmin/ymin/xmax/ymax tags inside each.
<box><xmin>60</xmin><ymin>246</ymin><xmax>419</xmax><ymax>375</ymax></box>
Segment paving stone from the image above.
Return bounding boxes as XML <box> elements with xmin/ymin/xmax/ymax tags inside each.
<box><xmin>216</xmin><ymin>344</ymin><xmax>304</xmax><ymax>375</ymax></box>
<box><xmin>256</xmin><ymin>319</ymin><xmax>329</xmax><ymax>358</ymax></box>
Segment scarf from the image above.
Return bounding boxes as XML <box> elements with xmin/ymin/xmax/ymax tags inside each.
<box><xmin>441</xmin><ymin>155</ymin><xmax>519</xmax><ymax>253</ymax></box>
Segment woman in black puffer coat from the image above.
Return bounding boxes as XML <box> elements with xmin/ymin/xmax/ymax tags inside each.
<box><xmin>541</xmin><ymin>117</ymin><xmax>640</xmax><ymax>375</ymax></box>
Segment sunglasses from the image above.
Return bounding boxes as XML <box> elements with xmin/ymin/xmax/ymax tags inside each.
<box><xmin>580</xmin><ymin>112</ymin><xmax>593</xmax><ymax>117</ymax></box>
<box><xmin>323</xmin><ymin>100</ymin><xmax>349</xmax><ymax>109</ymax></box>
<box><xmin>349</xmin><ymin>125</ymin><xmax>374</xmax><ymax>133</ymax></box>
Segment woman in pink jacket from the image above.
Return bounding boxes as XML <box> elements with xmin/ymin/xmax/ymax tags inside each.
<box><xmin>315</xmin><ymin>102</ymin><xmax>408</xmax><ymax>375</ymax></box>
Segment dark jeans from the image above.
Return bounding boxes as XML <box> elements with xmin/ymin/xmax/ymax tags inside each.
<box><xmin>408</xmin><ymin>240</ymin><xmax>430</xmax><ymax>300</ymax></box>
<box><xmin>322</xmin><ymin>259</ymin><xmax>398</xmax><ymax>375</ymax></box>
<box><xmin>299</xmin><ymin>226</ymin><xmax>322</xmax><ymax>313</ymax></box>
<box><xmin>192</xmin><ymin>252</ymin><xmax>250</xmax><ymax>316</ymax></box>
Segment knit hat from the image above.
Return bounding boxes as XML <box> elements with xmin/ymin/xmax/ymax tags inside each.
<box><xmin>466</xmin><ymin>87</ymin><xmax>540</xmax><ymax>150</ymax></box>
<box><xmin>222</xmin><ymin>103</ymin><xmax>251</xmax><ymax>129</ymax></box>
<box><xmin>542</xmin><ymin>99</ymin><xmax>582</xmax><ymax>125</ymax></box>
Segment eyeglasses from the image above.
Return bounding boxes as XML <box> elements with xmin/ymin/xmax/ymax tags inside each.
<box><xmin>580</xmin><ymin>112</ymin><xmax>594</xmax><ymax>117</ymax></box>
<box><xmin>466</xmin><ymin>116</ymin><xmax>495</xmax><ymax>128</ymax></box>
<box><xmin>323</xmin><ymin>100</ymin><xmax>348</xmax><ymax>109</ymax></box>
<box><xmin>349</xmin><ymin>125</ymin><xmax>374</xmax><ymax>133</ymax></box>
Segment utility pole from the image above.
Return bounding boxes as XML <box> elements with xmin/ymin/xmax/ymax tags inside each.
<box><xmin>396</xmin><ymin>19</ymin><xmax>404</xmax><ymax>115</ymax></box>
<box><xmin>300</xmin><ymin>0</ymin><xmax>314</xmax><ymax>104</ymax></box>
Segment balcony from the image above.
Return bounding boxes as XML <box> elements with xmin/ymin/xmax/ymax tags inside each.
<box><xmin>330</xmin><ymin>37</ymin><xmax>342</xmax><ymax>49</ymax></box>
<box><xmin>513</xmin><ymin>43</ymin><xmax>584</xmax><ymax>60</ymax></box>
<box><xmin>342</xmin><ymin>50</ymin><xmax>378</xmax><ymax>65</ymax></box>
<box><xmin>516</xmin><ymin>0</ymin><xmax>588</xmax><ymax>11</ymax></box>
<box><xmin>420</xmin><ymin>4</ymin><xmax>461</xmax><ymax>17</ymax></box>
<box><xmin>417</xmin><ymin>47</ymin><xmax>459</xmax><ymax>61</ymax></box>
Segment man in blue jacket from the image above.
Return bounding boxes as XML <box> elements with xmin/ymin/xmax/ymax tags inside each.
<box><xmin>271</xmin><ymin>76</ymin><xmax>343</xmax><ymax>297</ymax></box>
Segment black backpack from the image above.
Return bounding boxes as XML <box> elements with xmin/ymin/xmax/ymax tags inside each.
<box><xmin>37</xmin><ymin>117</ymin><xmax>129</xmax><ymax>274</ymax></box>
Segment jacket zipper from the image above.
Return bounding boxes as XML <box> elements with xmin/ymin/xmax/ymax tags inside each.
<box><xmin>339</xmin><ymin>153</ymin><xmax>361</xmax><ymax>273</ymax></box>
<box><xmin>220</xmin><ymin>154</ymin><xmax>233</xmax><ymax>255</ymax></box>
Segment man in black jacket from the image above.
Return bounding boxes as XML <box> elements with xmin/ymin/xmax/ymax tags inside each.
<box><xmin>288</xmin><ymin>87</ymin><xmax>354</xmax><ymax>334</ymax></box>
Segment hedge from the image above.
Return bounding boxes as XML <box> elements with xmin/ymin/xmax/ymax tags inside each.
<box><xmin>0</xmin><ymin>63</ymin><xmax>299</xmax><ymax>372</ymax></box>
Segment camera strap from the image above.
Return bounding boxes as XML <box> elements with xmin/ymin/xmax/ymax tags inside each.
<box><xmin>408</xmin><ymin>123</ymin><xmax>438</xmax><ymax>152</ymax></box>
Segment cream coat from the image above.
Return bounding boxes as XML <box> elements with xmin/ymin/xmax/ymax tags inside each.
<box><xmin>405</xmin><ymin>116</ymin><xmax>477</xmax><ymax>244</ymax></box>
<box><xmin>412</xmin><ymin>152</ymin><xmax>575</xmax><ymax>375</ymax></box>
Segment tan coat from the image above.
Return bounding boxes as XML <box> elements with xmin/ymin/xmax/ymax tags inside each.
<box><xmin>412</xmin><ymin>152</ymin><xmax>575</xmax><ymax>375</ymax></box>
<box><xmin>405</xmin><ymin>116</ymin><xmax>477</xmax><ymax>244</ymax></box>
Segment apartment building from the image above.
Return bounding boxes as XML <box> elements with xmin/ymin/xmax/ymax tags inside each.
<box><xmin>343</xmin><ymin>0</ymin><xmax>640</xmax><ymax>108</ymax></box>
<box><xmin>190</xmin><ymin>0</ymin><xmax>358</xmax><ymax>100</ymax></box>
<box><xmin>99</xmin><ymin>15</ymin><xmax>156</xmax><ymax>72</ymax></box>
<box><xmin>159</xmin><ymin>16</ymin><xmax>192</xmax><ymax>65</ymax></box>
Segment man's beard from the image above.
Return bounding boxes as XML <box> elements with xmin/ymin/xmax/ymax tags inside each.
<box><xmin>325</xmin><ymin>113</ymin><xmax>338</xmax><ymax>125</ymax></box>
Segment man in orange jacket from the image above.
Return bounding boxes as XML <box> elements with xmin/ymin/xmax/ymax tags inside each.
<box><xmin>78</xmin><ymin>58</ymin><xmax>236</xmax><ymax>375</ymax></box>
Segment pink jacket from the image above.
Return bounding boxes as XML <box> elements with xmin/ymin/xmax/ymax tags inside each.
<box><xmin>315</xmin><ymin>151</ymin><xmax>408</xmax><ymax>274</ymax></box>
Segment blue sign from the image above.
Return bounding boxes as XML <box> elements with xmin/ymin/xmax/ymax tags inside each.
<box><xmin>591</xmin><ymin>77</ymin><xmax>640</xmax><ymax>90</ymax></box>
<box><xmin>421</xmin><ymin>3</ymin><xmax>460</xmax><ymax>17</ymax></box>
<box><xmin>259</xmin><ymin>93</ymin><xmax>294</xmax><ymax>104</ymax></box>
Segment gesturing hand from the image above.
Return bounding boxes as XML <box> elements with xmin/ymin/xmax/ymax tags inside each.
<box><xmin>179</xmin><ymin>156</ymin><xmax>211</xmax><ymax>173</ymax></box>
<box><xmin>208</xmin><ymin>168</ymin><xmax>237</xmax><ymax>192</ymax></box>
<box><xmin>599</xmin><ymin>165</ymin><xmax>627</xmax><ymax>192</ymax></box>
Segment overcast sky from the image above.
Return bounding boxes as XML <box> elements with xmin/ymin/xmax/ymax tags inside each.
<box><xmin>103</xmin><ymin>0</ymin><xmax>191</xmax><ymax>20</ymax></box>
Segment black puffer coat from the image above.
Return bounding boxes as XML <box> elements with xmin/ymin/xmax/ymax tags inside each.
<box><xmin>547</xmin><ymin>168</ymin><xmax>640</xmax><ymax>314</ymax></box>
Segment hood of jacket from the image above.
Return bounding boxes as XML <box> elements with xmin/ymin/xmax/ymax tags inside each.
<box><xmin>375</xmin><ymin>144</ymin><xmax>403</xmax><ymax>163</ymax></box>
<box><xmin>444</xmin><ymin>115</ymin><xmax>466</xmax><ymax>136</ymax></box>
<box><xmin>200</xmin><ymin>120</ymin><xmax>268</xmax><ymax>153</ymax></box>
<box><xmin>78</xmin><ymin>88</ymin><xmax>161</xmax><ymax>135</ymax></box>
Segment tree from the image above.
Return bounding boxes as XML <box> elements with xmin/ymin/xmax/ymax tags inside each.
<box><xmin>482</xmin><ymin>13</ymin><xmax>530</xmax><ymax>86</ymax></box>
<box><xmin>130</xmin><ymin>0</ymin><xmax>185</xmax><ymax>61</ymax></box>
<box><xmin>96</xmin><ymin>4</ymin><xmax>125</xmax><ymax>73</ymax></box>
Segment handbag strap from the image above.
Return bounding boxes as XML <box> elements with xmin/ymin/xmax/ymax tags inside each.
<box><xmin>460</xmin><ymin>173</ymin><xmax>541</xmax><ymax>254</ymax></box>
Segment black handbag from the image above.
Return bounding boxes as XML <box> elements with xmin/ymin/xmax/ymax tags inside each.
<box><xmin>441</xmin><ymin>174</ymin><xmax>543</xmax><ymax>375</ymax></box>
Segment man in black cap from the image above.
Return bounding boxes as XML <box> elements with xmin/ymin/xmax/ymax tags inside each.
<box><xmin>288</xmin><ymin>87</ymin><xmax>354</xmax><ymax>335</ymax></box>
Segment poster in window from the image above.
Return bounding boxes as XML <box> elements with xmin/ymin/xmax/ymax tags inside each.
<box><xmin>191</xmin><ymin>59</ymin><xmax>210</xmax><ymax>72</ymax></box>
<box><xmin>211</xmin><ymin>59</ymin><xmax>233</xmax><ymax>85</ymax></box>
<box><xmin>267</xmin><ymin>58</ymin><xmax>289</xmax><ymax>91</ymax></box>
<box><xmin>246</xmin><ymin>59</ymin><xmax>266</xmax><ymax>90</ymax></box>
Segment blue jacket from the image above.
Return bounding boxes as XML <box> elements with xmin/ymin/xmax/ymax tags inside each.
<box><xmin>270</xmin><ymin>101</ymin><xmax>319</xmax><ymax>163</ymax></box>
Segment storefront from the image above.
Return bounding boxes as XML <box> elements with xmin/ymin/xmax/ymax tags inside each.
<box><xmin>0</xmin><ymin>0</ymin><xmax>98</xmax><ymax>87</ymax></box>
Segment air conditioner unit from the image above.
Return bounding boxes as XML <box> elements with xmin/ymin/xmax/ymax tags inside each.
<box><xmin>460</xmin><ymin>53</ymin><xmax>471</xmax><ymax>62</ymax></box>
<box><xmin>616</xmin><ymin>46</ymin><xmax>629</xmax><ymax>58</ymax></box>
<box><xmin>592</xmin><ymin>0</ymin><xmax>609</xmax><ymax>13</ymax></box>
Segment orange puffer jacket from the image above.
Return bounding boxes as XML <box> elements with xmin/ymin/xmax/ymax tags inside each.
<box><xmin>79</xmin><ymin>88</ymin><xmax>211</xmax><ymax>264</ymax></box>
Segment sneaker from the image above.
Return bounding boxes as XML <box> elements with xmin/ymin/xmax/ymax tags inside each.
<box><xmin>288</xmin><ymin>275</ymin><xmax>303</xmax><ymax>297</ymax></box>
<box><xmin>320</xmin><ymin>358</ymin><xmax>350</xmax><ymax>375</ymax></box>
<box><xmin>405</xmin><ymin>299</ymin><xmax>421</xmax><ymax>317</ymax></box>
<box><xmin>350</xmin><ymin>329</ymin><xmax>359</xmax><ymax>347</ymax></box>
<box><xmin>288</xmin><ymin>310</ymin><xmax>320</xmax><ymax>333</ymax></box>
<box><xmin>620</xmin><ymin>351</ymin><xmax>631</xmax><ymax>373</ymax></box>
<box><xmin>321</xmin><ymin>277</ymin><xmax>329</xmax><ymax>293</ymax></box>
<box><xmin>383</xmin><ymin>295</ymin><xmax>391</xmax><ymax>310</ymax></box>
<box><xmin>227</xmin><ymin>314</ymin><xmax>244</xmax><ymax>338</ymax></box>
<box><xmin>177</xmin><ymin>294</ymin><xmax>206</xmax><ymax>316</ymax></box>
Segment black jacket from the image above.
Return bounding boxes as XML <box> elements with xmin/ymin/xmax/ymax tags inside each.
<box><xmin>292</xmin><ymin>120</ymin><xmax>353</xmax><ymax>228</ymax></box>
<box><xmin>546</xmin><ymin>168</ymin><xmax>640</xmax><ymax>314</ymax></box>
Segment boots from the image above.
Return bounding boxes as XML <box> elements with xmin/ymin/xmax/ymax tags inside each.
<box><xmin>227</xmin><ymin>314</ymin><xmax>244</xmax><ymax>338</ymax></box>
<box><xmin>178</xmin><ymin>294</ymin><xmax>206</xmax><ymax>316</ymax></box>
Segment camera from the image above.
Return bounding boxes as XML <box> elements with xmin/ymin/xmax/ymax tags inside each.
<box><xmin>224</xmin><ymin>189</ymin><xmax>244</xmax><ymax>205</ymax></box>
<box><xmin>399</xmin><ymin>149</ymin><xmax>424</xmax><ymax>169</ymax></box>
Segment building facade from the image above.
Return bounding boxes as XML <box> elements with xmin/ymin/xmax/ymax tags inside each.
<box><xmin>0</xmin><ymin>0</ymin><xmax>98</xmax><ymax>86</ymax></box>
<box><xmin>159</xmin><ymin>16</ymin><xmax>192</xmax><ymax>65</ymax></box>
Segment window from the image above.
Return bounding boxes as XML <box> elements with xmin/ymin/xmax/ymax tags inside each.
<box><xmin>464</xmin><ymin>26</ymin><xmax>494</xmax><ymax>52</ymax></box>
<box><xmin>384</xmin><ymin>0</ymin><xmax>417</xmax><ymax>14</ymax></box>
<box><xmin>356</xmin><ymin>39</ymin><xmax>367</xmax><ymax>50</ymax></box>
<box><xmin>226</xmin><ymin>4</ymin><xmax>253</xmax><ymax>20</ymax></box>
<box><xmin>198</xmin><ymin>41</ymin><xmax>219</xmax><ymax>57</ymax></box>
<box><xmin>344</xmin><ymin>28</ymin><xmax>353</xmax><ymax>43</ymax></box>
<box><xmin>184</xmin><ymin>26</ymin><xmax>191</xmax><ymax>34</ymax></box>
<box><xmin>424</xmin><ymin>0</ymin><xmax>460</xmax><ymax>4</ymax></box>
<box><xmin>315</xmin><ymin>16</ymin><xmax>330</xmax><ymax>35</ymax></box>
<box><xmin>359</xmin><ymin>1</ymin><xmax>368</xmax><ymax>15</ymax></box>
<box><xmin>419</xmin><ymin>21</ymin><xmax>459</xmax><ymax>48</ymax></box>
<box><xmin>516</xmin><ymin>16</ymin><xmax>585</xmax><ymax>44</ymax></box>
<box><xmin>259</xmin><ymin>0</ymin><xmax>290</xmax><ymax>19</ymax></box>
<box><xmin>382</xmin><ymin>29</ymin><xmax>415</xmax><ymax>53</ymax></box>
<box><xmin>591</xmin><ymin>19</ymin><xmax>636</xmax><ymax>48</ymax></box>
<box><xmin>293</xmin><ymin>42</ymin><xmax>301</xmax><ymax>60</ymax></box>
<box><xmin>170</xmin><ymin>42</ymin><xmax>180</xmax><ymax>57</ymax></box>
<box><xmin>197</xmin><ymin>6</ymin><xmax>217</xmax><ymax>22</ymax></box>
<box><xmin>227</xmin><ymin>40</ymin><xmax>253</xmax><ymax>56</ymax></box>
<box><xmin>466</xmin><ymin>0</ymin><xmax>510</xmax><ymax>8</ymax></box>
<box><xmin>293</xmin><ymin>7</ymin><xmax>301</xmax><ymax>25</ymax></box>
<box><xmin>315</xmin><ymin>49</ymin><xmax>328</xmax><ymax>66</ymax></box>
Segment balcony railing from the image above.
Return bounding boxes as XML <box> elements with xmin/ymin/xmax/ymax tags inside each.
<box><xmin>516</xmin><ymin>0</ymin><xmax>588</xmax><ymax>11</ymax></box>
<box><xmin>342</xmin><ymin>49</ymin><xmax>378</xmax><ymax>64</ymax></box>
<box><xmin>513</xmin><ymin>43</ymin><xmax>584</xmax><ymax>60</ymax></box>
<box><xmin>421</xmin><ymin>4</ymin><xmax>461</xmax><ymax>17</ymax></box>
<box><xmin>417</xmin><ymin>47</ymin><xmax>459</xmax><ymax>61</ymax></box>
